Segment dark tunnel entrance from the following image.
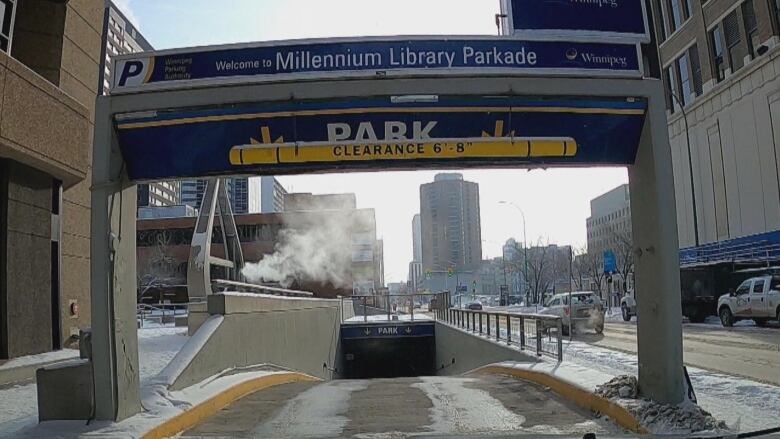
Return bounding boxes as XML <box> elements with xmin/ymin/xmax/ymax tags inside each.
<box><xmin>340</xmin><ymin>322</ymin><xmax>436</xmax><ymax>379</ymax></box>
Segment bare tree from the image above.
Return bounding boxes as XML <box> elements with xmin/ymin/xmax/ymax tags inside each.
<box><xmin>582</xmin><ymin>251</ymin><xmax>606</xmax><ymax>298</ymax></box>
<box><xmin>571</xmin><ymin>246</ymin><xmax>589</xmax><ymax>291</ymax></box>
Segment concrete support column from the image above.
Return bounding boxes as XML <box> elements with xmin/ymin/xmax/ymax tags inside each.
<box><xmin>628</xmin><ymin>83</ymin><xmax>685</xmax><ymax>404</ymax></box>
<box><xmin>90</xmin><ymin>97</ymin><xmax>140</xmax><ymax>421</ymax></box>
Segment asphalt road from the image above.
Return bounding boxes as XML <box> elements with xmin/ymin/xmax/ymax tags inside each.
<box><xmin>181</xmin><ymin>375</ymin><xmax>618</xmax><ymax>438</ymax></box>
<box><xmin>578</xmin><ymin>319</ymin><xmax>780</xmax><ymax>386</ymax></box>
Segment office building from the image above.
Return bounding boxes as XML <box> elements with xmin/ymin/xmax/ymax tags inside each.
<box><xmin>180</xmin><ymin>177</ymin><xmax>263</xmax><ymax>214</ymax></box>
<box><xmin>0</xmin><ymin>1</ymin><xmax>103</xmax><ymax>357</ymax></box>
<box><xmin>261</xmin><ymin>176</ymin><xmax>287</xmax><ymax>213</ymax></box>
<box><xmin>419</xmin><ymin>173</ymin><xmax>482</xmax><ymax>272</ymax></box>
<box><xmin>586</xmin><ymin>184</ymin><xmax>632</xmax><ymax>256</ymax></box>
<box><xmin>412</xmin><ymin>214</ymin><xmax>422</xmax><ymax>262</ymax></box>
<box><xmin>651</xmin><ymin>0</ymin><xmax>780</xmax><ymax>260</ymax></box>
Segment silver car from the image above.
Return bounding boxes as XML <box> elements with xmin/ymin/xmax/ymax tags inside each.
<box><xmin>540</xmin><ymin>291</ymin><xmax>605</xmax><ymax>335</ymax></box>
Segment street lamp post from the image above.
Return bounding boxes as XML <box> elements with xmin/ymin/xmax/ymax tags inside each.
<box><xmin>499</xmin><ymin>201</ymin><xmax>529</xmax><ymax>303</ymax></box>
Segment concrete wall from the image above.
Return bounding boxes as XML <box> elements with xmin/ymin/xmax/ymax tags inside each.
<box><xmin>434</xmin><ymin>322</ymin><xmax>537</xmax><ymax>376</ymax></box>
<box><xmin>0</xmin><ymin>161</ymin><xmax>53</xmax><ymax>357</ymax></box>
<box><xmin>170</xmin><ymin>293</ymin><xmax>349</xmax><ymax>390</ymax></box>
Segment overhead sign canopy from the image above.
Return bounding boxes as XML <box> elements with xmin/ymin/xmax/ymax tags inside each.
<box><xmin>111</xmin><ymin>36</ymin><xmax>641</xmax><ymax>93</ymax></box>
<box><xmin>115</xmin><ymin>96</ymin><xmax>647</xmax><ymax>181</ymax></box>
<box><xmin>502</xmin><ymin>0</ymin><xmax>650</xmax><ymax>43</ymax></box>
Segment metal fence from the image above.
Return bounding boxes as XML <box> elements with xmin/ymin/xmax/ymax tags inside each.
<box><xmin>443</xmin><ymin>307</ymin><xmax>563</xmax><ymax>361</ymax></box>
<box><xmin>136</xmin><ymin>302</ymin><xmax>190</xmax><ymax>328</ymax></box>
<box><xmin>341</xmin><ymin>292</ymin><xmax>444</xmax><ymax>322</ymax></box>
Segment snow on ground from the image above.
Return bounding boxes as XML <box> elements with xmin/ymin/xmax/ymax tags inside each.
<box><xmin>561</xmin><ymin>339</ymin><xmax>780</xmax><ymax>432</ymax></box>
<box><xmin>0</xmin><ymin>349</ymin><xmax>78</xmax><ymax>371</ymax></box>
<box><xmin>0</xmin><ymin>326</ymin><xmax>188</xmax><ymax>438</ymax></box>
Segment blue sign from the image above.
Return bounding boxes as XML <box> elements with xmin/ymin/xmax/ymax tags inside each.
<box><xmin>341</xmin><ymin>323</ymin><xmax>435</xmax><ymax>339</ymax></box>
<box><xmin>112</xmin><ymin>37</ymin><xmax>641</xmax><ymax>91</ymax></box>
<box><xmin>114</xmin><ymin>96</ymin><xmax>647</xmax><ymax>181</ymax></box>
<box><xmin>604</xmin><ymin>250</ymin><xmax>617</xmax><ymax>274</ymax></box>
<box><xmin>506</xmin><ymin>0</ymin><xmax>649</xmax><ymax>42</ymax></box>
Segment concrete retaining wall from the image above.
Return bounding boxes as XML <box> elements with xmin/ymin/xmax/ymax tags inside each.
<box><xmin>434</xmin><ymin>322</ymin><xmax>537</xmax><ymax>376</ymax></box>
<box><xmin>169</xmin><ymin>293</ymin><xmax>349</xmax><ymax>390</ymax></box>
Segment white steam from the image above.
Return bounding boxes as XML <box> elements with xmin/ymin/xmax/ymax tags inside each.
<box><xmin>241</xmin><ymin>208</ymin><xmax>372</xmax><ymax>289</ymax></box>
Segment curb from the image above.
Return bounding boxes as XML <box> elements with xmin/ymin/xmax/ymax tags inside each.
<box><xmin>141</xmin><ymin>372</ymin><xmax>319</xmax><ymax>439</ymax></box>
<box><xmin>476</xmin><ymin>364</ymin><xmax>648</xmax><ymax>434</ymax></box>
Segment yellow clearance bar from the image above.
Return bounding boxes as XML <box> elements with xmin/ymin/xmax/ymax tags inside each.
<box><xmin>229</xmin><ymin>137</ymin><xmax>577</xmax><ymax>166</ymax></box>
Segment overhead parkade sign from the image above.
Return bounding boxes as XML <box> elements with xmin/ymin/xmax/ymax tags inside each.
<box><xmin>115</xmin><ymin>96</ymin><xmax>646</xmax><ymax>181</ymax></box>
<box><xmin>111</xmin><ymin>37</ymin><xmax>641</xmax><ymax>92</ymax></box>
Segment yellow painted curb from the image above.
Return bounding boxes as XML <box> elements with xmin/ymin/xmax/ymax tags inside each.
<box><xmin>141</xmin><ymin>372</ymin><xmax>319</xmax><ymax>439</ymax></box>
<box><xmin>477</xmin><ymin>365</ymin><xmax>649</xmax><ymax>434</ymax></box>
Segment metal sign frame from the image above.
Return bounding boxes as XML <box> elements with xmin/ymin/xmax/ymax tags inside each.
<box><xmin>89</xmin><ymin>73</ymin><xmax>685</xmax><ymax>422</ymax></box>
<box><xmin>109</xmin><ymin>35</ymin><xmax>644</xmax><ymax>94</ymax></box>
<box><xmin>501</xmin><ymin>0</ymin><xmax>651</xmax><ymax>43</ymax></box>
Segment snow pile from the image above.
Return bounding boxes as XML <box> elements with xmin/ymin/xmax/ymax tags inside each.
<box><xmin>595</xmin><ymin>375</ymin><xmax>638</xmax><ymax>399</ymax></box>
<box><xmin>596</xmin><ymin>375</ymin><xmax>729</xmax><ymax>435</ymax></box>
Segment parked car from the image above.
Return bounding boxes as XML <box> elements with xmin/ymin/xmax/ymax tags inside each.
<box><xmin>540</xmin><ymin>291</ymin><xmax>605</xmax><ymax>335</ymax></box>
<box><xmin>620</xmin><ymin>290</ymin><xmax>636</xmax><ymax>322</ymax></box>
<box><xmin>467</xmin><ymin>301</ymin><xmax>483</xmax><ymax>311</ymax></box>
<box><xmin>718</xmin><ymin>275</ymin><xmax>780</xmax><ymax>327</ymax></box>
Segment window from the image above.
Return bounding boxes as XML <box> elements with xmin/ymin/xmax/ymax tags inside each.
<box><xmin>770</xmin><ymin>276</ymin><xmax>780</xmax><ymax>291</ymax></box>
<box><xmin>742</xmin><ymin>0</ymin><xmax>759</xmax><ymax>59</ymax></box>
<box><xmin>667</xmin><ymin>0</ymin><xmax>683</xmax><ymax>31</ymax></box>
<box><xmin>655</xmin><ymin>0</ymin><xmax>668</xmax><ymax>41</ymax></box>
<box><xmin>677</xmin><ymin>52</ymin><xmax>692</xmax><ymax>105</ymax></box>
<box><xmin>723</xmin><ymin>11</ymin><xmax>744</xmax><ymax>73</ymax></box>
<box><xmin>688</xmin><ymin>45</ymin><xmax>703</xmax><ymax>96</ymax></box>
<box><xmin>710</xmin><ymin>26</ymin><xmax>726</xmax><ymax>82</ymax></box>
<box><xmin>752</xmin><ymin>279</ymin><xmax>765</xmax><ymax>293</ymax></box>
<box><xmin>0</xmin><ymin>0</ymin><xmax>15</xmax><ymax>52</ymax></box>
<box><xmin>736</xmin><ymin>281</ymin><xmax>750</xmax><ymax>295</ymax></box>
<box><xmin>665</xmin><ymin>66</ymin><xmax>678</xmax><ymax>112</ymax></box>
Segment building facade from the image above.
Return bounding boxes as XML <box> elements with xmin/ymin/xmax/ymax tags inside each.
<box><xmin>420</xmin><ymin>173</ymin><xmax>482</xmax><ymax>273</ymax></box>
<box><xmin>284</xmin><ymin>192</ymin><xmax>357</xmax><ymax>211</ymax></box>
<box><xmin>180</xmin><ymin>177</ymin><xmax>263</xmax><ymax>214</ymax></box>
<box><xmin>0</xmin><ymin>0</ymin><xmax>103</xmax><ymax>357</ymax></box>
<box><xmin>586</xmin><ymin>184</ymin><xmax>632</xmax><ymax>256</ymax></box>
<box><xmin>412</xmin><ymin>213</ymin><xmax>422</xmax><ymax>262</ymax></box>
<box><xmin>136</xmin><ymin>209</ymin><xmax>383</xmax><ymax>299</ymax></box>
<box><xmin>260</xmin><ymin>176</ymin><xmax>287</xmax><ymax>213</ymax></box>
<box><xmin>651</xmin><ymin>0</ymin><xmax>780</xmax><ymax>260</ymax></box>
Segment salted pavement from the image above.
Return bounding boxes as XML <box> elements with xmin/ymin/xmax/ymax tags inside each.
<box><xmin>181</xmin><ymin>375</ymin><xmax>619</xmax><ymax>438</ymax></box>
<box><xmin>580</xmin><ymin>320</ymin><xmax>780</xmax><ymax>386</ymax></box>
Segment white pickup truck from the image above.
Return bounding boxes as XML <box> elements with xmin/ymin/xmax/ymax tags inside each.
<box><xmin>717</xmin><ymin>275</ymin><xmax>780</xmax><ymax>327</ymax></box>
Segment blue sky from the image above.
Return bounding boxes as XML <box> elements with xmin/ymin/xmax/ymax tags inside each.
<box><xmin>117</xmin><ymin>0</ymin><xmax>629</xmax><ymax>282</ymax></box>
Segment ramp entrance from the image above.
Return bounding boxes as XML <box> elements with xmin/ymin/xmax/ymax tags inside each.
<box><xmin>181</xmin><ymin>374</ymin><xmax>618</xmax><ymax>438</ymax></box>
<box><xmin>340</xmin><ymin>321</ymin><xmax>436</xmax><ymax>379</ymax></box>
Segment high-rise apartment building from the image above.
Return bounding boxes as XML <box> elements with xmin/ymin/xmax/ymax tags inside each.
<box><xmin>0</xmin><ymin>0</ymin><xmax>103</xmax><ymax>357</ymax></box>
<box><xmin>420</xmin><ymin>173</ymin><xmax>482</xmax><ymax>272</ymax></box>
<box><xmin>651</xmin><ymin>0</ymin><xmax>780</xmax><ymax>261</ymax></box>
<box><xmin>412</xmin><ymin>214</ymin><xmax>422</xmax><ymax>262</ymax></box>
<box><xmin>103</xmin><ymin>4</ymin><xmax>180</xmax><ymax>210</ymax></box>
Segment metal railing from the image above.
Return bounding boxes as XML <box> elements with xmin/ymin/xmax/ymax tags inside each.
<box><xmin>211</xmin><ymin>279</ymin><xmax>314</xmax><ymax>297</ymax></box>
<box><xmin>680</xmin><ymin>239</ymin><xmax>780</xmax><ymax>266</ymax></box>
<box><xmin>443</xmin><ymin>307</ymin><xmax>563</xmax><ymax>361</ymax></box>
<box><xmin>341</xmin><ymin>292</ymin><xmax>444</xmax><ymax>322</ymax></box>
<box><xmin>137</xmin><ymin>302</ymin><xmax>190</xmax><ymax>328</ymax></box>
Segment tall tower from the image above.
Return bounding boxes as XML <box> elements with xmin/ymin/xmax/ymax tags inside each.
<box><xmin>420</xmin><ymin>173</ymin><xmax>482</xmax><ymax>272</ymax></box>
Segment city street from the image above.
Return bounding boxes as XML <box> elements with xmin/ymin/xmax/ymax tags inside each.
<box><xmin>578</xmin><ymin>319</ymin><xmax>780</xmax><ymax>386</ymax></box>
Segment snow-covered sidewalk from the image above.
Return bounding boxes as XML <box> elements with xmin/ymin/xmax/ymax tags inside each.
<box><xmin>561</xmin><ymin>339</ymin><xmax>780</xmax><ymax>432</ymax></box>
<box><xmin>0</xmin><ymin>326</ymin><xmax>189</xmax><ymax>438</ymax></box>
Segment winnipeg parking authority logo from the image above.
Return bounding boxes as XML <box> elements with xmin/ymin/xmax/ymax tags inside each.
<box><xmin>565</xmin><ymin>48</ymin><xmax>578</xmax><ymax>61</ymax></box>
